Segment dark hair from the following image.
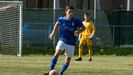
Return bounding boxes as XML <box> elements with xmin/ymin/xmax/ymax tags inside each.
<box><xmin>65</xmin><ymin>5</ymin><xmax>74</xmax><ymax>11</ymax></box>
<box><xmin>84</xmin><ymin>12</ymin><xmax>89</xmax><ymax>16</ymax></box>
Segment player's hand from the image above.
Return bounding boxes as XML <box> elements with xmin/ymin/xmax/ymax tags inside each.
<box><xmin>74</xmin><ymin>30</ymin><xmax>79</xmax><ymax>37</ymax></box>
<box><xmin>49</xmin><ymin>33</ymin><xmax>54</xmax><ymax>40</ymax></box>
<box><xmin>89</xmin><ymin>34</ymin><xmax>95</xmax><ymax>39</ymax></box>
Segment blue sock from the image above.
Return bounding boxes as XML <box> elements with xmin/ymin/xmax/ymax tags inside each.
<box><xmin>60</xmin><ymin>62</ymin><xmax>69</xmax><ymax>75</ymax></box>
<box><xmin>50</xmin><ymin>56</ymin><xmax>58</xmax><ymax>71</ymax></box>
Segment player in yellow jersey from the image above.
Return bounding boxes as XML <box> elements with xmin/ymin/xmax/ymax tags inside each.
<box><xmin>75</xmin><ymin>12</ymin><xmax>96</xmax><ymax>61</ymax></box>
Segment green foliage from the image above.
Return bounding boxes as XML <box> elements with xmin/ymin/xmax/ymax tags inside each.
<box><xmin>93</xmin><ymin>47</ymin><xmax>133</xmax><ymax>56</ymax></box>
<box><xmin>23</xmin><ymin>46</ymin><xmax>133</xmax><ymax>56</ymax></box>
<box><xmin>23</xmin><ymin>46</ymin><xmax>55</xmax><ymax>55</ymax></box>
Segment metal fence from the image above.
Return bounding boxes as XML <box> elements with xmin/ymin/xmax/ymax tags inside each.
<box><xmin>23</xmin><ymin>23</ymin><xmax>133</xmax><ymax>48</ymax></box>
<box><xmin>95</xmin><ymin>25</ymin><xmax>133</xmax><ymax>47</ymax></box>
<box><xmin>23</xmin><ymin>9</ymin><xmax>133</xmax><ymax>48</ymax></box>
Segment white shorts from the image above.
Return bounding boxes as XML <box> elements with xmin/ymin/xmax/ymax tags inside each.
<box><xmin>56</xmin><ymin>40</ymin><xmax>75</xmax><ymax>57</ymax></box>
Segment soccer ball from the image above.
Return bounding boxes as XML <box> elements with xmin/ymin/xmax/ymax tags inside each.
<box><xmin>49</xmin><ymin>70</ymin><xmax>58</xmax><ymax>75</ymax></box>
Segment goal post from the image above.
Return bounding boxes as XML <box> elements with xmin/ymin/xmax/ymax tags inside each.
<box><xmin>0</xmin><ymin>1</ymin><xmax>23</xmax><ymax>56</ymax></box>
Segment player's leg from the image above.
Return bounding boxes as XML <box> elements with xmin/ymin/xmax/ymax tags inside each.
<box><xmin>60</xmin><ymin>44</ymin><xmax>74</xmax><ymax>75</ymax></box>
<box><xmin>87</xmin><ymin>39</ymin><xmax>93</xmax><ymax>61</ymax></box>
<box><xmin>44</xmin><ymin>41</ymin><xmax>64</xmax><ymax>75</ymax></box>
<box><xmin>60</xmin><ymin>56</ymin><xmax>71</xmax><ymax>75</ymax></box>
<box><xmin>50</xmin><ymin>40</ymin><xmax>66</xmax><ymax>71</ymax></box>
<box><xmin>88</xmin><ymin>45</ymin><xmax>93</xmax><ymax>61</ymax></box>
<box><xmin>44</xmin><ymin>50</ymin><xmax>61</xmax><ymax>75</ymax></box>
<box><xmin>75</xmin><ymin>36</ymin><xmax>85</xmax><ymax>61</ymax></box>
<box><xmin>50</xmin><ymin>50</ymin><xmax>61</xmax><ymax>71</ymax></box>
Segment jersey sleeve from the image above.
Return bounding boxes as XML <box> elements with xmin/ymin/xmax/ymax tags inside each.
<box><xmin>57</xmin><ymin>17</ymin><xmax>61</xmax><ymax>25</ymax></box>
<box><xmin>75</xmin><ymin>18</ymin><xmax>84</xmax><ymax>28</ymax></box>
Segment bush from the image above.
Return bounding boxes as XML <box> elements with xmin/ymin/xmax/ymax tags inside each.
<box><xmin>23</xmin><ymin>46</ymin><xmax>133</xmax><ymax>56</ymax></box>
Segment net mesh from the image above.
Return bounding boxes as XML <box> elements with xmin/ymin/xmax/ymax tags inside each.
<box><xmin>0</xmin><ymin>1</ymin><xmax>22</xmax><ymax>55</ymax></box>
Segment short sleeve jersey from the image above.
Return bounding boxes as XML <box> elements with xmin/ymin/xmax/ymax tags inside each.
<box><xmin>57</xmin><ymin>16</ymin><xmax>83</xmax><ymax>46</ymax></box>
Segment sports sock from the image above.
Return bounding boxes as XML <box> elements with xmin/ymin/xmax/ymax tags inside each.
<box><xmin>50</xmin><ymin>56</ymin><xmax>58</xmax><ymax>71</ymax></box>
<box><xmin>60</xmin><ymin>62</ymin><xmax>69</xmax><ymax>75</ymax></box>
<box><xmin>79</xmin><ymin>46</ymin><xmax>83</xmax><ymax>58</ymax></box>
<box><xmin>88</xmin><ymin>46</ymin><xmax>93</xmax><ymax>58</ymax></box>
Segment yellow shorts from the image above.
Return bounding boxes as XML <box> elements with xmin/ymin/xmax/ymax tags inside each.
<box><xmin>79</xmin><ymin>35</ymin><xmax>93</xmax><ymax>46</ymax></box>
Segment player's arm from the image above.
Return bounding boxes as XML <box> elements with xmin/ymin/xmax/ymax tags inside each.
<box><xmin>78</xmin><ymin>26</ymin><xmax>85</xmax><ymax>33</ymax></box>
<box><xmin>74</xmin><ymin>19</ymin><xmax>85</xmax><ymax>37</ymax></box>
<box><xmin>74</xmin><ymin>26</ymin><xmax>84</xmax><ymax>37</ymax></box>
<box><xmin>77</xmin><ymin>19</ymin><xmax>85</xmax><ymax>33</ymax></box>
<box><xmin>89</xmin><ymin>22</ymin><xmax>96</xmax><ymax>39</ymax></box>
<box><xmin>49</xmin><ymin>21</ymin><xmax>58</xmax><ymax>40</ymax></box>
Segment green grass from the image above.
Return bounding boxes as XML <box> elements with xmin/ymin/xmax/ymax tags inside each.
<box><xmin>23</xmin><ymin>47</ymin><xmax>133</xmax><ymax>56</ymax></box>
<box><xmin>0</xmin><ymin>55</ymin><xmax>133</xmax><ymax>75</ymax></box>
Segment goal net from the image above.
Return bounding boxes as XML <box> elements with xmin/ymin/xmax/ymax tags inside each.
<box><xmin>0</xmin><ymin>1</ymin><xmax>22</xmax><ymax>56</ymax></box>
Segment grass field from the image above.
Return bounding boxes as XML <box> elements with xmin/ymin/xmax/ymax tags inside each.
<box><xmin>0</xmin><ymin>55</ymin><xmax>133</xmax><ymax>75</ymax></box>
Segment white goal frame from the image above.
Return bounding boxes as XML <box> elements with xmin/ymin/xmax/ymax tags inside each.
<box><xmin>0</xmin><ymin>1</ymin><xmax>23</xmax><ymax>57</ymax></box>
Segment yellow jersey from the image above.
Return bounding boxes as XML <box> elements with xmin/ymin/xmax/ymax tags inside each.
<box><xmin>81</xmin><ymin>21</ymin><xmax>96</xmax><ymax>36</ymax></box>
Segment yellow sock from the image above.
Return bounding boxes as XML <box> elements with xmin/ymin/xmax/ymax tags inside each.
<box><xmin>88</xmin><ymin>46</ymin><xmax>93</xmax><ymax>58</ymax></box>
<box><xmin>79</xmin><ymin>46</ymin><xmax>83</xmax><ymax>58</ymax></box>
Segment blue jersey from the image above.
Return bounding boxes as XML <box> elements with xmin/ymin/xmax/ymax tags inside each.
<box><xmin>57</xmin><ymin>16</ymin><xmax>83</xmax><ymax>46</ymax></box>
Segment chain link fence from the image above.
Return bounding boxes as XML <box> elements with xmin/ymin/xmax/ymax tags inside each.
<box><xmin>23</xmin><ymin>9</ymin><xmax>133</xmax><ymax>49</ymax></box>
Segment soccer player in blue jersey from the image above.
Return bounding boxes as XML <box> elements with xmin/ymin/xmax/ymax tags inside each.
<box><xmin>44</xmin><ymin>6</ymin><xmax>84</xmax><ymax>75</ymax></box>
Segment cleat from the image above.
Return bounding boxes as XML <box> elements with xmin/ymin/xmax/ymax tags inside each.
<box><xmin>75</xmin><ymin>57</ymin><xmax>82</xmax><ymax>61</ymax></box>
<box><xmin>89</xmin><ymin>58</ymin><xmax>92</xmax><ymax>61</ymax></box>
<box><xmin>43</xmin><ymin>72</ymin><xmax>49</xmax><ymax>75</ymax></box>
